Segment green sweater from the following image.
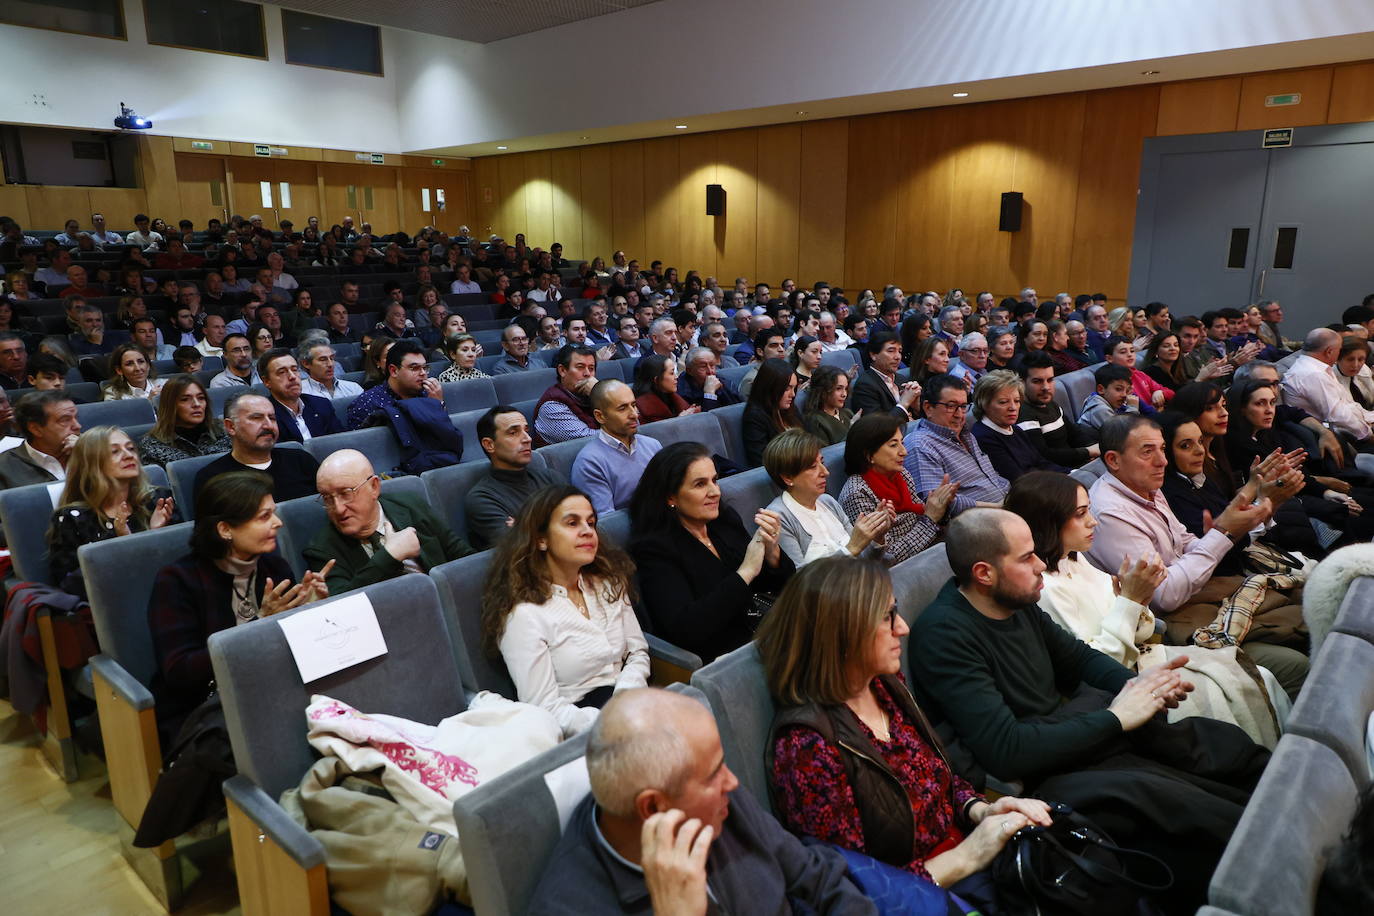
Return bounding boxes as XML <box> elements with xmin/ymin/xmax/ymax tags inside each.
<box><xmin>908</xmin><ymin>578</ymin><xmax>1133</xmax><ymax>780</ymax></box>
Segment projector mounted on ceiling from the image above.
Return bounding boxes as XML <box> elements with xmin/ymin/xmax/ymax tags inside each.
<box><xmin>113</xmin><ymin>102</ymin><xmax>152</xmax><ymax>131</ymax></box>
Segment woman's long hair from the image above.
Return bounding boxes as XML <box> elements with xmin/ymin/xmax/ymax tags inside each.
<box><xmin>1004</xmin><ymin>470</ymin><xmax>1084</xmax><ymax>573</ymax></box>
<box><xmin>629</xmin><ymin>441</ymin><xmax>712</xmax><ymax>536</ymax></box>
<box><xmin>105</xmin><ymin>342</ymin><xmax>158</xmax><ymax>397</ymax></box>
<box><xmin>481</xmin><ymin>485</ymin><xmax>635</xmax><ymax>658</ymax></box>
<box><xmin>148</xmin><ymin>376</ymin><xmax>222</xmax><ymax>445</ymax></box>
<box><xmin>632</xmin><ymin>354</ymin><xmax>673</xmax><ymax>398</ymax></box>
<box><xmin>746</xmin><ymin>358</ymin><xmax>802</xmax><ymax>434</ymax></box>
<box><xmin>803</xmin><ymin>365</ymin><xmax>846</xmax><ymax>420</ymax></box>
<box><xmin>1145</xmin><ymin>331</ymin><xmax>1185</xmax><ymax>387</ymax></box>
<box><xmin>54</xmin><ymin>426</ymin><xmax>156</xmax><ymax>530</ymax></box>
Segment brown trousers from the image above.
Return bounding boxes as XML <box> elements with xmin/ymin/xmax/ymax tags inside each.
<box><xmin>1163</xmin><ymin>575</ymin><xmax>1306</xmax><ymax>647</ymax></box>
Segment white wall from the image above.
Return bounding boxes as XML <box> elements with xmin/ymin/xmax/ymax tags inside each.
<box><xmin>390</xmin><ymin>0</ymin><xmax>1374</xmax><ymax>150</ymax></box>
<box><xmin>0</xmin><ymin>0</ymin><xmax>417</xmax><ymax>152</ymax></box>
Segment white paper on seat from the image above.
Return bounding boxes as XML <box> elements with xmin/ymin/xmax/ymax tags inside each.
<box><xmin>277</xmin><ymin>592</ymin><xmax>388</xmax><ymax>683</ymax></box>
<box><xmin>543</xmin><ymin>755</ymin><xmax>591</xmax><ymax>831</ymax></box>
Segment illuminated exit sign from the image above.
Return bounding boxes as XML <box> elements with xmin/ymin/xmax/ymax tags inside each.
<box><xmin>1264</xmin><ymin>93</ymin><xmax>1301</xmax><ymax>108</ymax></box>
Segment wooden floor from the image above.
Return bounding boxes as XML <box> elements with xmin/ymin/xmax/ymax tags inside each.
<box><xmin>0</xmin><ymin>699</ymin><xmax>240</xmax><ymax>916</ymax></box>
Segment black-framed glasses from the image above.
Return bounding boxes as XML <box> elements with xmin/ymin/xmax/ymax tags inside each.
<box><xmin>932</xmin><ymin>401</ymin><xmax>969</xmax><ymax>413</ymax></box>
<box><xmin>317</xmin><ymin>475</ymin><xmax>376</xmax><ymax>509</ymax></box>
<box><xmin>885</xmin><ymin>607</ymin><xmax>900</xmax><ymax>631</ymax></box>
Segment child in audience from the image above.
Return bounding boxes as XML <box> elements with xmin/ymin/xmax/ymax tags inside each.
<box><xmin>173</xmin><ymin>346</ymin><xmax>203</xmax><ymax>374</ymax></box>
<box><xmin>1079</xmin><ymin>363</ymin><xmax>1137</xmax><ymax>431</ymax></box>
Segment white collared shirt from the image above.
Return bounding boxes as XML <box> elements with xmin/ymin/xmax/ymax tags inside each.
<box><xmin>281</xmin><ymin>399</ymin><xmax>312</xmax><ymax>441</ymax></box>
<box><xmin>781</xmin><ymin>491</ymin><xmax>852</xmax><ymax>565</ymax></box>
<box><xmin>302</xmin><ymin>375</ymin><xmax>364</xmax><ymax>400</ymax></box>
<box><xmin>24</xmin><ymin>442</ymin><xmax>65</xmax><ymax>480</ymax></box>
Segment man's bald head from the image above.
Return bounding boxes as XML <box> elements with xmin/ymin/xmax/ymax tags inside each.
<box><xmin>748</xmin><ymin>314</ymin><xmax>774</xmax><ymax>334</ymax></box>
<box><xmin>587</xmin><ymin>688</ymin><xmax>710</xmax><ymax>817</ymax></box>
<box><xmin>315</xmin><ymin>449</ymin><xmax>382</xmax><ymax>537</ymax></box>
<box><xmin>590</xmin><ymin>378</ymin><xmax>630</xmax><ymax>412</ymax></box>
<box><xmin>316</xmin><ymin>448</ymin><xmax>373</xmax><ymax>486</ymax></box>
<box><xmin>945</xmin><ymin>508</ymin><xmax>1018</xmax><ymax>586</ymax></box>
<box><xmin>1303</xmin><ymin>327</ymin><xmax>1341</xmax><ymax>356</ymax></box>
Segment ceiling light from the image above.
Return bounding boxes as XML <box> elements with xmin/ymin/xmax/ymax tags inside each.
<box><xmin>580</xmin><ymin>135</ymin><xmax>590</xmax><ymax>140</ymax></box>
<box><xmin>496</xmin><ymin>145</ymin><xmax>507</xmax><ymax>150</ymax></box>
<box><xmin>1140</xmin><ymin>70</ymin><xmax>1160</xmax><ymax>76</ymax></box>
<box><xmin>796</xmin><ymin>110</ymin><xmax>807</xmax><ymax>115</ymax></box>
<box><xmin>952</xmin><ymin>92</ymin><xmax>969</xmax><ymax>98</ymax></box>
<box><xmin>674</xmin><ymin>124</ymin><xmax>688</xmax><ymax>129</ymax></box>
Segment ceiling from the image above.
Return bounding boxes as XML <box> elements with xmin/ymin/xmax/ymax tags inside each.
<box><xmin>263</xmin><ymin>0</ymin><xmax>664</xmax><ymax>44</ymax></box>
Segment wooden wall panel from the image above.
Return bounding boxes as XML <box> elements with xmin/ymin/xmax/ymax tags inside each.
<box><xmin>0</xmin><ymin>186</ymin><xmax>32</xmax><ymax>228</ymax></box>
<box><xmin>472</xmin><ymin>157</ymin><xmax>500</xmax><ymax>240</ymax></box>
<box><xmin>1156</xmin><ymin>77</ymin><xmax>1240</xmax><ymax>135</ymax></box>
<box><xmin>678</xmin><ymin>133</ymin><xmax>717</xmax><ymax>279</ymax></box>
<box><xmin>87</xmin><ymin>188</ymin><xmax>149</xmax><ymax>227</ymax></box>
<box><xmin>579</xmin><ymin>146</ymin><xmax>613</xmax><ymax>265</ymax></box>
<box><xmin>497</xmin><ymin>155</ymin><xmax>529</xmax><ymax>244</ymax></box>
<box><xmin>24</xmin><ymin>187</ymin><xmax>92</xmax><ymax>230</ymax></box>
<box><xmin>549</xmin><ymin>148</ymin><xmax>584</xmax><ymax>258</ymax></box>
<box><xmin>1068</xmin><ymin>85</ymin><xmax>1161</xmax><ymax>302</ymax></box>
<box><xmin>844</xmin><ymin>113</ymin><xmax>905</xmax><ymax>292</ymax></box>
<box><xmin>754</xmin><ymin>124</ymin><xmax>801</xmax><ymax>287</ymax></box>
<box><xmin>1237</xmin><ymin>66</ymin><xmax>1333</xmax><ymax>130</ymax></box>
<box><xmin>641</xmin><ymin>137</ymin><xmax>681</xmax><ymax>271</ymax></box>
<box><xmin>523</xmin><ymin>150</ymin><xmax>555</xmax><ymax>246</ymax></box>
<box><xmin>610</xmin><ymin>142</ymin><xmax>646</xmax><ymax>260</ymax></box>
<box><xmin>1009</xmin><ymin>93</ymin><xmax>1087</xmax><ymax>291</ymax></box>
<box><xmin>946</xmin><ymin>103</ymin><xmax>1016</xmax><ymax>294</ymax></box>
<box><xmin>895</xmin><ymin>106</ymin><xmax>959</xmax><ymax>291</ymax></box>
<box><xmin>1329</xmin><ymin>61</ymin><xmax>1374</xmax><ymax>125</ymax></box>
<box><xmin>715</xmin><ymin>129</ymin><xmax>758</xmax><ymax>285</ymax></box>
<box><xmin>136</xmin><ymin>136</ymin><xmax>181</xmax><ymax>224</ymax></box>
<box><xmin>797</xmin><ymin>119</ymin><xmax>848</xmax><ymax>287</ymax></box>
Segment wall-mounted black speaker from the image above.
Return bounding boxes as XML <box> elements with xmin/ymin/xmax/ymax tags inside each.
<box><xmin>999</xmin><ymin>191</ymin><xmax>1023</xmax><ymax>232</ymax></box>
<box><xmin>706</xmin><ymin>184</ymin><xmax>725</xmax><ymax>216</ymax></box>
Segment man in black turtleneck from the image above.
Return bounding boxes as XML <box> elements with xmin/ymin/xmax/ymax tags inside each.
<box><xmin>463</xmin><ymin>405</ymin><xmax>563</xmax><ymax>549</ymax></box>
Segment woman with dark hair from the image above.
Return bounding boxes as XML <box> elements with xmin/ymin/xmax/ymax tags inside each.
<box><xmin>219</xmin><ymin>262</ymin><xmax>250</xmax><ymax>293</ymax></box>
<box><xmin>759</xmin><ymin>557</ymin><xmax>1047</xmax><ymax>904</ymax></box>
<box><xmin>437</xmin><ymin>334</ymin><xmax>489</xmax><ymax>382</ymax></box>
<box><xmin>1005</xmin><ymin>471</ymin><xmax>1286</xmax><ymax>745</ymax></box>
<box><xmin>742</xmin><ymin>358</ymin><xmax>802</xmax><ymax>466</ymax></box>
<box><xmin>1012</xmin><ymin>320</ymin><xmax>1049</xmax><ymax>369</ymax></box>
<box><xmin>899</xmin><ymin>314</ymin><xmax>933</xmax><ymax>367</ymax></box>
<box><xmin>139</xmin><ymin>377</ymin><xmax>230</xmax><ymax>468</ymax></box>
<box><xmin>788</xmin><ymin>334</ymin><xmax>823</xmax><ymax>391</ymax></box>
<box><xmin>632</xmin><ymin>354</ymin><xmax>698</xmax><ymax>424</ymax></box>
<box><xmin>909</xmin><ymin>336</ymin><xmax>952</xmax><ymax>387</ymax></box>
<box><xmin>48</xmin><ymin>426</ymin><xmax>177</xmax><ymax>598</ymax></box>
<box><xmin>1142</xmin><ymin>330</ymin><xmax>1186</xmax><ymax>390</ymax></box>
<box><xmin>1335</xmin><ymin>335</ymin><xmax>1374</xmax><ymax>410</ymax></box>
<box><xmin>985</xmin><ymin>328</ymin><xmax>1017</xmax><ymax>371</ymax></box>
<box><xmin>362</xmin><ymin>337</ymin><xmax>394</xmax><ymax>389</ymax></box>
<box><xmin>801</xmin><ymin>364</ymin><xmax>854</xmax><ymax>446</ymax></box>
<box><xmin>629</xmin><ymin>441</ymin><xmax>793</xmax><ymax>661</ymax></box>
<box><xmin>246</xmin><ymin>322</ymin><xmax>274</xmax><ymax>359</ymax></box>
<box><xmin>482</xmin><ymin>485</ymin><xmax>648</xmax><ymax>737</ymax></box>
<box><xmin>103</xmin><ymin>342</ymin><xmax>165</xmax><ymax>402</ymax></box>
<box><xmin>837</xmin><ymin>413</ymin><xmax>956</xmax><ymax>564</ymax></box>
<box><xmin>147</xmin><ymin>471</ymin><xmax>330</xmax><ymax>739</ymax></box>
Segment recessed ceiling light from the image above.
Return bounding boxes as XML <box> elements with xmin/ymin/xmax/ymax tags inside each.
<box><xmin>674</xmin><ymin>124</ymin><xmax>688</xmax><ymax>129</ymax></box>
<box><xmin>952</xmin><ymin>92</ymin><xmax>969</xmax><ymax>98</ymax></box>
<box><xmin>496</xmin><ymin>145</ymin><xmax>507</xmax><ymax>150</ymax></box>
<box><xmin>580</xmin><ymin>135</ymin><xmax>590</xmax><ymax>140</ymax></box>
<box><xmin>1140</xmin><ymin>70</ymin><xmax>1160</xmax><ymax>76</ymax></box>
<box><xmin>796</xmin><ymin>110</ymin><xmax>807</xmax><ymax>115</ymax></box>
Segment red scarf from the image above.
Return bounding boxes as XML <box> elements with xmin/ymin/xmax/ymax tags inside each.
<box><xmin>861</xmin><ymin>468</ymin><xmax>925</xmax><ymax>515</ymax></box>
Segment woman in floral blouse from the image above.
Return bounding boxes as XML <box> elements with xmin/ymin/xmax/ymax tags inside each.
<box><xmin>756</xmin><ymin>557</ymin><xmax>1050</xmax><ymax>905</ymax></box>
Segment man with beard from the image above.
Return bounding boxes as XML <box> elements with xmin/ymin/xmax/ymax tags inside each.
<box><xmin>193</xmin><ymin>391</ymin><xmax>320</xmax><ymax>505</ymax></box>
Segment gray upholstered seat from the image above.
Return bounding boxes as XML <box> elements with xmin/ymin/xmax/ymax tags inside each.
<box><xmin>305</xmin><ymin>426</ymin><xmax>403</xmax><ymax>476</ymax></box>
<box><xmin>439</xmin><ymin>377</ymin><xmax>499</xmax><ymax>412</ymax></box>
<box><xmin>819</xmin><ymin>348</ymin><xmax>857</xmax><ymax>370</ymax></box>
<box><xmin>166</xmin><ymin>452</ymin><xmax>221</xmax><ymax>516</ymax></box>
<box><xmin>710</xmin><ymin>402</ymin><xmax>748</xmax><ymax>466</ymax></box>
<box><xmin>0</xmin><ymin>480</ymin><xmax>64</xmax><ymax>583</ymax></box>
<box><xmin>1058</xmin><ymin>365</ymin><xmax>1101</xmax><ymax>419</ymax></box>
<box><xmin>1284</xmin><ymin>632</ymin><xmax>1374</xmax><ymax>788</ymax></box>
<box><xmin>77</xmin><ymin>397</ymin><xmax>155</xmax><ymax>430</ymax></box>
<box><xmin>821</xmin><ymin>442</ymin><xmax>846</xmax><ymax>498</ymax></box>
<box><xmin>491</xmin><ymin>367</ymin><xmax>556</xmax><ymax>405</ymax></box>
<box><xmin>1331</xmin><ymin>575</ymin><xmax>1374</xmax><ymax>645</ymax></box>
<box><xmin>889</xmin><ymin>544</ymin><xmax>953</xmax><ymax>682</ymax></box>
<box><xmin>535</xmin><ymin>434</ymin><xmax>594</xmax><ymax>479</ymax></box>
<box><xmin>596</xmin><ymin>509</ymin><xmax>632</xmax><ymax>550</ymax></box>
<box><xmin>1208</xmin><ymin>734</ymin><xmax>1359</xmax><ymax>916</ymax></box>
<box><xmin>422</xmin><ymin>459</ymin><xmax>498</xmax><ymax>543</ymax></box>
<box><xmin>718</xmin><ymin>467</ymin><xmax>780</xmax><ymax>534</ymax></box>
<box><xmin>639</xmin><ymin>411</ymin><xmax>729</xmax><ymax>457</ymax></box>
<box><xmin>688</xmin><ymin>643</ymin><xmax>776</xmax><ymax>813</ymax></box>
<box><xmin>430</xmin><ymin>551</ymin><xmax>513</xmax><ymax>697</ymax></box>
<box><xmin>448</xmin><ymin>407</ymin><xmax>491</xmax><ymax>462</ymax></box>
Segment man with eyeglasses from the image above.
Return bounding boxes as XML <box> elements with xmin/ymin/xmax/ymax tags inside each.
<box><xmin>346</xmin><ymin>339</ymin><xmax>445</xmax><ymax>431</ymax></box>
<box><xmin>491</xmin><ymin>323</ymin><xmax>534</xmax><ymax>374</ymax></box>
<box><xmin>904</xmin><ymin>373</ymin><xmax>1009</xmax><ymax>518</ymax></box>
<box><xmin>304</xmin><ymin>448</ymin><xmax>472</xmax><ymax>595</ymax></box>
<box><xmin>193</xmin><ymin>391</ymin><xmax>320</xmax><ymax>506</ymax></box>
<box><xmin>948</xmin><ymin>332</ymin><xmax>990</xmax><ymax>385</ymax></box>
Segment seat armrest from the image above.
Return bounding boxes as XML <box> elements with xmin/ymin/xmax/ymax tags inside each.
<box><xmin>646</xmin><ymin>634</ymin><xmax>703</xmax><ymax>673</ymax></box>
<box><xmin>90</xmin><ymin>654</ymin><xmax>154</xmax><ymax>710</ymax></box>
<box><xmin>223</xmin><ymin>775</ymin><xmax>326</xmax><ymax>869</ymax></box>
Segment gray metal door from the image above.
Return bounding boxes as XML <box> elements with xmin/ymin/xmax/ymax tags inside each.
<box><xmin>1254</xmin><ymin>142</ymin><xmax>1374</xmax><ymax>328</ymax></box>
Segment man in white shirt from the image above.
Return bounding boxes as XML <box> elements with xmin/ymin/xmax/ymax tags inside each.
<box><xmin>449</xmin><ymin>263</ymin><xmax>482</xmax><ymax>295</ymax></box>
<box><xmin>299</xmin><ymin>339</ymin><xmax>364</xmax><ymax>399</ymax></box>
<box><xmin>124</xmin><ymin>214</ymin><xmax>164</xmax><ymax>252</ymax></box>
<box><xmin>87</xmin><ymin>213</ymin><xmax>123</xmax><ymax>247</ymax></box>
<box><xmin>0</xmin><ymin>390</ymin><xmax>80</xmax><ymax>488</ymax></box>
<box><xmin>527</xmin><ymin>271</ymin><xmax>557</xmax><ymax>302</ymax></box>
<box><xmin>266</xmin><ymin>251</ymin><xmax>298</xmax><ymax>290</ymax></box>
<box><xmin>196</xmin><ymin>314</ymin><xmax>228</xmax><ymax>358</ymax></box>
<box><xmin>1281</xmin><ymin>328</ymin><xmax>1374</xmax><ymax>443</ymax></box>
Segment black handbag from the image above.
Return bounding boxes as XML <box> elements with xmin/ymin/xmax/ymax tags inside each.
<box><xmin>990</xmin><ymin>803</ymin><xmax>1173</xmax><ymax>915</ymax></box>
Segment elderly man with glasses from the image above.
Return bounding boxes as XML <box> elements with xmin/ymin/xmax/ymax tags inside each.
<box><xmin>304</xmin><ymin>448</ymin><xmax>472</xmax><ymax>596</ymax></box>
<box><xmin>903</xmin><ymin>373</ymin><xmax>1009</xmax><ymax>518</ymax></box>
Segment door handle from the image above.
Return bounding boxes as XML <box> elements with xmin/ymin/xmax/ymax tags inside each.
<box><xmin>1258</xmin><ymin>268</ymin><xmax>1267</xmax><ymax>296</ymax></box>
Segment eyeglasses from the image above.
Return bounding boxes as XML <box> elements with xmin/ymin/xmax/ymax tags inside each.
<box><xmin>317</xmin><ymin>475</ymin><xmax>376</xmax><ymax>509</ymax></box>
<box><xmin>931</xmin><ymin>401</ymin><xmax>970</xmax><ymax>412</ymax></box>
<box><xmin>885</xmin><ymin>607</ymin><xmax>900</xmax><ymax>632</ymax></box>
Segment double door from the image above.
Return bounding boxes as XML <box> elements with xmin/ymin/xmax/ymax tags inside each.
<box><xmin>321</xmin><ymin>164</ymin><xmax>398</xmax><ymax>234</ymax></box>
<box><xmin>230</xmin><ymin>159</ymin><xmax>321</xmax><ymax>230</ymax></box>
<box><xmin>1129</xmin><ymin>122</ymin><xmax>1374</xmax><ymax>332</ymax></box>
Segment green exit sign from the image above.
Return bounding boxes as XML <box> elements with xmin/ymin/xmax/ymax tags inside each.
<box><xmin>1264</xmin><ymin>93</ymin><xmax>1301</xmax><ymax>108</ymax></box>
<box><xmin>432</xmin><ymin>158</ymin><xmax>445</xmax><ymax>166</ymax></box>
<box><xmin>191</xmin><ymin>140</ymin><xmax>213</xmax><ymax>150</ymax></box>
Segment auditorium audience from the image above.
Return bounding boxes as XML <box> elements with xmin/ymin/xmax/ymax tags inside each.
<box><xmin>632</xmin><ymin>354</ymin><xmax>698</xmax><ymax>423</ymax></box>
<box><xmin>482</xmin><ymin>485</ymin><xmax>649</xmax><ymax>737</ymax></box>
<box><xmin>969</xmin><ymin>370</ymin><xmax>1068</xmax><ymax>481</ymax></box>
<box><xmin>533</xmin><ymin>344</ymin><xmax>600</xmax><ymax>445</ymax></box>
<box><xmin>259</xmin><ymin>349</ymin><xmax>343</xmax><ymax>442</ymax></box>
<box><xmin>572</xmin><ymin>380</ymin><xmax>663</xmax><ymax>517</ymax></box>
<box><xmin>304</xmin><ymin>449</ymin><xmax>471</xmax><ymax>594</ymax></box>
<box><xmin>800</xmin><ymin>364</ymin><xmax>854</xmax><ymax>446</ymax></box>
<box><xmin>193</xmin><ymin>392</ymin><xmax>321</xmax><ymax>504</ymax></box>
<box><xmin>742</xmin><ymin>358</ymin><xmax>802</xmax><ymax>466</ymax></box>
<box><xmin>629</xmin><ymin>441</ymin><xmax>793</xmax><ymax>661</ymax></box>
<box><xmin>47</xmin><ymin>426</ymin><xmax>177</xmax><ymax>598</ymax></box>
<box><xmin>210</xmin><ymin>334</ymin><xmax>260</xmax><ymax>389</ymax></box>
<box><xmin>148</xmin><ymin>470</ymin><xmax>327</xmax><ymax>741</ymax></box>
<box><xmin>1078</xmin><ymin>363</ymin><xmax>1137</xmax><ymax>431</ymax></box>
<box><xmin>299</xmin><ymin>340</ymin><xmax>364</xmax><ymax>399</ymax></box>
<box><xmin>1104</xmin><ymin>335</ymin><xmax>1171</xmax><ymax>409</ymax></box>
<box><xmin>759</xmin><ymin>557</ymin><xmax>1047</xmax><ymax>904</ymax></box>
<box><xmin>465</xmin><ymin>405</ymin><xmax>564</xmax><ymax>549</ymax></box>
<box><xmin>852</xmin><ymin>330</ymin><xmax>921</xmax><ymax>420</ymax></box>
<box><xmin>1015</xmin><ymin>352</ymin><xmax>1101</xmax><ymax>465</ymax></box>
<box><xmin>904</xmin><ymin>374</ymin><xmax>1007</xmax><ymax>516</ymax></box>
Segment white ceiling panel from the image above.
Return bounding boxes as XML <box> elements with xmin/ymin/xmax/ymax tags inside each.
<box><xmin>264</xmin><ymin>0</ymin><xmax>664</xmax><ymax>43</ymax></box>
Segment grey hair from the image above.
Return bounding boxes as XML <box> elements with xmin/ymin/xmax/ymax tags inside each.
<box><xmin>649</xmin><ymin>317</ymin><xmax>676</xmax><ymax>338</ymax></box>
<box><xmin>685</xmin><ymin>346</ymin><xmax>715</xmax><ymax>368</ymax></box>
<box><xmin>1303</xmin><ymin>328</ymin><xmax>1340</xmax><ymax>353</ymax></box>
<box><xmin>223</xmin><ymin>389</ymin><xmax>269</xmax><ymax>421</ymax></box>
<box><xmin>586</xmin><ymin>689</ymin><xmax>696</xmax><ymax>817</ymax></box>
<box><xmin>297</xmin><ymin>336</ymin><xmax>332</xmax><ymax>363</ymax></box>
<box><xmin>1232</xmin><ymin>359</ymin><xmax>1278</xmax><ymax>387</ymax></box>
<box><xmin>960</xmin><ymin>331</ymin><xmax>987</xmax><ymax>349</ymax></box>
<box><xmin>938</xmin><ymin>305</ymin><xmax>963</xmax><ymax>328</ymax></box>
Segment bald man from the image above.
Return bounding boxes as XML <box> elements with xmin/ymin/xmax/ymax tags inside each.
<box><xmin>303</xmin><ymin>449</ymin><xmax>472</xmax><ymax>595</ymax></box>
<box><xmin>528</xmin><ymin>688</ymin><xmax>874</xmax><ymax>915</ymax></box>
<box><xmin>570</xmin><ymin>380</ymin><xmax>663</xmax><ymax>517</ymax></box>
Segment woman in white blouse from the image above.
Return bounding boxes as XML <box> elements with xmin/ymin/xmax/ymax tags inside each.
<box><xmin>103</xmin><ymin>342</ymin><xmax>166</xmax><ymax>403</ymax></box>
<box><xmin>481</xmin><ymin>485</ymin><xmax>649</xmax><ymax>737</ymax></box>
<box><xmin>1004</xmin><ymin>471</ymin><xmax>1289</xmax><ymax>748</ymax></box>
<box><xmin>762</xmin><ymin>429</ymin><xmax>893</xmax><ymax>568</ymax></box>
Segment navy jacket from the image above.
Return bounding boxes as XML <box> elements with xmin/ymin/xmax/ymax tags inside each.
<box><xmin>270</xmin><ymin>392</ymin><xmax>344</xmax><ymax>443</ymax></box>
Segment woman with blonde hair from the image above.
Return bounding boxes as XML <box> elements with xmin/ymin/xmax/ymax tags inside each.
<box><xmin>1107</xmin><ymin>306</ymin><xmax>1137</xmax><ymax>341</ymax></box>
<box><xmin>103</xmin><ymin>342</ymin><xmax>165</xmax><ymax>402</ymax></box>
<box><xmin>47</xmin><ymin>426</ymin><xmax>177</xmax><ymax>597</ymax></box>
<box><xmin>758</xmin><ymin>557</ymin><xmax>1049</xmax><ymax>904</ymax></box>
<box><xmin>482</xmin><ymin>485</ymin><xmax>649</xmax><ymax>737</ymax></box>
<box><xmin>138</xmin><ymin>376</ymin><xmax>230</xmax><ymax>468</ymax></box>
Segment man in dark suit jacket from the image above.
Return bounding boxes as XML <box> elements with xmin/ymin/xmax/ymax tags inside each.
<box><xmin>850</xmin><ymin>330</ymin><xmax>920</xmax><ymax>421</ymax></box>
<box><xmin>193</xmin><ymin>391</ymin><xmax>320</xmax><ymax>506</ymax></box>
<box><xmin>258</xmin><ymin>349</ymin><xmax>344</xmax><ymax>443</ymax></box>
<box><xmin>0</xmin><ymin>389</ymin><xmax>80</xmax><ymax>489</ymax></box>
<box><xmin>304</xmin><ymin>449</ymin><xmax>472</xmax><ymax>595</ymax></box>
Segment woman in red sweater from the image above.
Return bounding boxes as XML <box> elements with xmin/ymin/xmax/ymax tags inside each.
<box><xmin>632</xmin><ymin>354</ymin><xmax>699</xmax><ymax>424</ymax></box>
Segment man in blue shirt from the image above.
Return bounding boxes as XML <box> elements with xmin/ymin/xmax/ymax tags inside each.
<box><xmin>571</xmin><ymin>379</ymin><xmax>662</xmax><ymax>517</ymax></box>
<box><xmin>346</xmin><ymin>339</ymin><xmax>445</xmax><ymax>430</ymax></box>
